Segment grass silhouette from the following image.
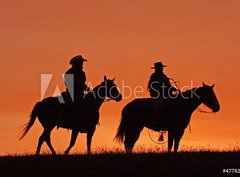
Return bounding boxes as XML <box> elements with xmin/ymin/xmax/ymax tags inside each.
<box><xmin>1</xmin><ymin>147</ymin><xmax>240</xmax><ymax>177</ymax></box>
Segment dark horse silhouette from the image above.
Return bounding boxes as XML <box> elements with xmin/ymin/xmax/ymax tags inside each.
<box><xmin>115</xmin><ymin>83</ymin><xmax>220</xmax><ymax>153</ymax></box>
<box><xmin>20</xmin><ymin>76</ymin><xmax>122</xmax><ymax>155</ymax></box>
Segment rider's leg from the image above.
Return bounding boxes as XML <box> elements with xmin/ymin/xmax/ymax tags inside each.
<box><xmin>151</xmin><ymin>97</ymin><xmax>164</xmax><ymax>125</ymax></box>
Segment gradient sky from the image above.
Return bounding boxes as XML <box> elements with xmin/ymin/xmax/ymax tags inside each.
<box><xmin>0</xmin><ymin>0</ymin><xmax>240</xmax><ymax>154</ymax></box>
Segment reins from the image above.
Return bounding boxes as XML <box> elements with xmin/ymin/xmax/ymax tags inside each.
<box><xmin>196</xmin><ymin>107</ymin><xmax>215</xmax><ymax>114</ymax></box>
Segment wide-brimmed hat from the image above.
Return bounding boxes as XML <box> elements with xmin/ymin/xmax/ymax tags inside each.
<box><xmin>151</xmin><ymin>62</ymin><xmax>167</xmax><ymax>69</ymax></box>
<box><xmin>69</xmin><ymin>55</ymin><xmax>87</xmax><ymax>65</ymax></box>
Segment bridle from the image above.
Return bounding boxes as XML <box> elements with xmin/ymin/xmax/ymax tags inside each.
<box><xmin>196</xmin><ymin>94</ymin><xmax>216</xmax><ymax>114</ymax></box>
<box><xmin>104</xmin><ymin>98</ymin><xmax>112</xmax><ymax>102</ymax></box>
<box><xmin>170</xmin><ymin>78</ymin><xmax>216</xmax><ymax>114</ymax></box>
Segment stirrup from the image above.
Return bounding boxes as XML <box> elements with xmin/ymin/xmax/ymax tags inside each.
<box><xmin>158</xmin><ymin>132</ymin><xmax>164</xmax><ymax>142</ymax></box>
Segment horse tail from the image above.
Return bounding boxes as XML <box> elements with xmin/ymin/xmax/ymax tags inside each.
<box><xmin>114</xmin><ymin>110</ymin><xmax>127</xmax><ymax>143</ymax></box>
<box><xmin>20</xmin><ymin>102</ymin><xmax>41</xmax><ymax>140</ymax></box>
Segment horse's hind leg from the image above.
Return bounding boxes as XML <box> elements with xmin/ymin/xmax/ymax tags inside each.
<box><xmin>65</xmin><ymin>129</ymin><xmax>79</xmax><ymax>155</ymax></box>
<box><xmin>36</xmin><ymin>128</ymin><xmax>55</xmax><ymax>155</ymax></box>
<box><xmin>45</xmin><ymin>129</ymin><xmax>56</xmax><ymax>155</ymax></box>
<box><xmin>124</xmin><ymin>124</ymin><xmax>143</xmax><ymax>153</ymax></box>
<box><xmin>36</xmin><ymin>132</ymin><xmax>45</xmax><ymax>155</ymax></box>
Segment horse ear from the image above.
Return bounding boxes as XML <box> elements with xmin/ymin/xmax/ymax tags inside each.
<box><xmin>104</xmin><ymin>75</ymin><xmax>107</xmax><ymax>81</ymax></box>
<box><xmin>211</xmin><ymin>83</ymin><xmax>215</xmax><ymax>88</ymax></box>
<box><xmin>112</xmin><ymin>77</ymin><xmax>116</xmax><ymax>82</ymax></box>
<box><xmin>202</xmin><ymin>82</ymin><xmax>207</xmax><ymax>87</ymax></box>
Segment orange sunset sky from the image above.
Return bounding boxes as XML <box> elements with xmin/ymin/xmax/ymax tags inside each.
<box><xmin>0</xmin><ymin>0</ymin><xmax>240</xmax><ymax>154</ymax></box>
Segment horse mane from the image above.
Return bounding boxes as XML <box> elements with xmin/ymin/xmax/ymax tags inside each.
<box><xmin>84</xmin><ymin>82</ymin><xmax>104</xmax><ymax>101</ymax></box>
<box><xmin>181</xmin><ymin>87</ymin><xmax>202</xmax><ymax>99</ymax></box>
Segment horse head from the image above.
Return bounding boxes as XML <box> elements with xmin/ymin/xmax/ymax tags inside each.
<box><xmin>198</xmin><ymin>82</ymin><xmax>220</xmax><ymax>112</ymax></box>
<box><xmin>101</xmin><ymin>75</ymin><xmax>122</xmax><ymax>102</ymax></box>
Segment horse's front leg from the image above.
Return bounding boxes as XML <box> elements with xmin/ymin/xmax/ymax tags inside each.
<box><xmin>174</xmin><ymin>129</ymin><xmax>184</xmax><ymax>152</ymax></box>
<box><xmin>168</xmin><ymin>130</ymin><xmax>174</xmax><ymax>153</ymax></box>
<box><xmin>65</xmin><ymin>129</ymin><xmax>79</xmax><ymax>155</ymax></box>
<box><xmin>87</xmin><ymin>126</ymin><xmax>96</xmax><ymax>154</ymax></box>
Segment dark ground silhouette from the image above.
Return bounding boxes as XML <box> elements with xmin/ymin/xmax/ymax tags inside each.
<box><xmin>0</xmin><ymin>152</ymin><xmax>239</xmax><ymax>177</ymax></box>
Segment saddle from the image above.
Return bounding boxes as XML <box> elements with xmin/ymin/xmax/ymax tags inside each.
<box><xmin>61</xmin><ymin>91</ymin><xmax>73</xmax><ymax>104</ymax></box>
<box><xmin>149</xmin><ymin>98</ymin><xmax>177</xmax><ymax>130</ymax></box>
<box><xmin>150</xmin><ymin>98</ymin><xmax>172</xmax><ymax>116</ymax></box>
<box><xmin>57</xmin><ymin>92</ymin><xmax>99</xmax><ymax>132</ymax></box>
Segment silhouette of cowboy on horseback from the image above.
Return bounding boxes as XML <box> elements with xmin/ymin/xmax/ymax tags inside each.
<box><xmin>59</xmin><ymin>55</ymin><xmax>90</xmax><ymax>128</ymax></box>
<box><xmin>148</xmin><ymin>62</ymin><xmax>177</xmax><ymax>98</ymax></box>
<box><xmin>64</xmin><ymin>55</ymin><xmax>89</xmax><ymax>104</ymax></box>
<box><xmin>148</xmin><ymin>61</ymin><xmax>178</xmax><ymax>125</ymax></box>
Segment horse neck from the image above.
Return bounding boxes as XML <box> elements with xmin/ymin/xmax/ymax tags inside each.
<box><xmin>182</xmin><ymin>87</ymin><xmax>203</xmax><ymax>114</ymax></box>
<box><xmin>87</xmin><ymin>84</ymin><xmax>106</xmax><ymax>110</ymax></box>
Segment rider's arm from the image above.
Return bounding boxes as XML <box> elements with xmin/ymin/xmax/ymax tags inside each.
<box><xmin>148</xmin><ymin>73</ymin><xmax>156</xmax><ymax>90</ymax></box>
<box><xmin>164</xmin><ymin>75</ymin><xmax>178</xmax><ymax>92</ymax></box>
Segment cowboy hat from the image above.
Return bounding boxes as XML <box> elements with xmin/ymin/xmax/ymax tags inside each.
<box><xmin>69</xmin><ymin>55</ymin><xmax>87</xmax><ymax>65</ymax></box>
<box><xmin>151</xmin><ymin>62</ymin><xmax>167</xmax><ymax>69</ymax></box>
